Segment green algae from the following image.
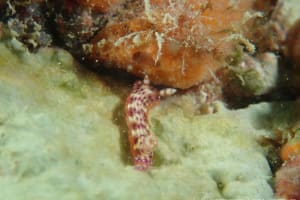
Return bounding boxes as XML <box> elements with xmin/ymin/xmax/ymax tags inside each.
<box><xmin>0</xmin><ymin>41</ymin><xmax>290</xmax><ymax>200</ymax></box>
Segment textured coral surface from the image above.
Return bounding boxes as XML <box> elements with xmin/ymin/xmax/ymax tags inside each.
<box><xmin>0</xmin><ymin>1</ymin><xmax>299</xmax><ymax>199</ymax></box>
<box><xmin>0</xmin><ymin>41</ymin><xmax>283</xmax><ymax>199</ymax></box>
<box><xmin>88</xmin><ymin>0</ymin><xmax>256</xmax><ymax>88</ymax></box>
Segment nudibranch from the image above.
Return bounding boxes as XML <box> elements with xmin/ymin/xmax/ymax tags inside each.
<box><xmin>275</xmin><ymin>154</ymin><xmax>300</xmax><ymax>199</ymax></box>
<box><xmin>125</xmin><ymin>76</ymin><xmax>176</xmax><ymax>170</ymax></box>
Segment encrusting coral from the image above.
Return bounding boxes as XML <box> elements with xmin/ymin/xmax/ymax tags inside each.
<box><xmin>1</xmin><ymin>1</ymin><xmax>300</xmax><ymax>198</ymax></box>
<box><xmin>4</xmin><ymin>1</ymin><xmax>52</xmax><ymax>50</ymax></box>
<box><xmin>1</xmin><ymin>0</ymin><xmax>283</xmax><ymax>93</ymax></box>
<box><xmin>0</xmin><ymin>37</ymin><xmax>278</xmax><ymax>198</ymax></box>
<box><xmin>0</xmin><ymin>0</ymin><xmax>286</xmax><ymax>172</ymax></box>
<box><xmin>86</xmin><ymin>0</ymin><xmax>259</xmax><ymax>89</ymax></box>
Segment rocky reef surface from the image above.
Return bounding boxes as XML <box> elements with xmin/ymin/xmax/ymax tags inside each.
<box><xmin>0</xmin><ymin>1</ymin><xmax>300</xmax><ymax>199</ymax></box>
<box><xmin>1</xmin><ymin>37</ymin><xmax>300</xmax><ymax>199</ymax></box>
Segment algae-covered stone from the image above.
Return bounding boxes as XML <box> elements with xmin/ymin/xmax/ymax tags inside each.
<box><xmin>0</xmin><ymin>39</ymin><xmax>296</xmax><ymax>200</ymax></box>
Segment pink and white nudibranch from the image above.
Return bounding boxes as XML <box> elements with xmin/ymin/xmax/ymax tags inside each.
<box><xmin>125</xmin><ymin>76</ymin><xmax>176</xmax><ymax>171</ymax></box>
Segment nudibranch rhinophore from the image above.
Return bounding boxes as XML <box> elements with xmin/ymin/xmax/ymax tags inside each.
<box><xmin>125</xmin><ymin>76</ymin><xmax>176</xmax><ymax>170</ymax></box>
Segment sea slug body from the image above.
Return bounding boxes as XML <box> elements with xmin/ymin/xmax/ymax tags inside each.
<box><xmin>275</xmin><ymin>155</ymin><xmax>300</xmax><ymax>199</ymax></box>
<box><xmin>125</xmin><ymin>76</ymin><xmax>176</xmax><ymax>171</ymax></box>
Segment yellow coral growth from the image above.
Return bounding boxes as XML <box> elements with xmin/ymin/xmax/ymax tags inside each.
<box><xmin>88</xmin><ymin>0</ymin><xmax>256</xmax><ymax>88</ymax></box>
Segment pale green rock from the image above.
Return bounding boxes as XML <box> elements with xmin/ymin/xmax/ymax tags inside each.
<box><xmin>283</xmin><ymin>0</ymin><xmax>300</xmax><ymax>26</ymax></box>
<box><xmin>1</xmin><ymin>38</ymin><xmax>300</xmax><ymax>200</ymax></box>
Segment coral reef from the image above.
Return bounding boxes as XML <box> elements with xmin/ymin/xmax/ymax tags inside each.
<box><xmin>86</xmin><ymin>0</ymin><xmax>259</xmax><ymax>89</ymax></box>
<box><xmin>222</xmin><ymin>52</ymin><xmax>278</xmax><ymax>98</ymax></box>
<box><xmin>4</xmin><ymin>1</ymin><xmax>52</xmax><ymax>50</ymax></box>
<box><xmin>0</xmin><ymin>36</ymin><xmax>286</xmax><ymax>199</ymax></box>
<box><xmin>0</xmin><ymin>0</ymin><xmax>300</xmax><ymax>199</ymax></box>
<box><xmin>0</xmin><ymin>0</ymin><xmax>285</xmax><ymax>93</ymax></box>
<box><xmin>52</xmin><ymin>0</ymin><xmax>107</xmax><ymax>55</ymax></box>
<box><xmin>247</xmin><ymin>0</ymin><xmax>286</xmax><ymax>52</ymax></box>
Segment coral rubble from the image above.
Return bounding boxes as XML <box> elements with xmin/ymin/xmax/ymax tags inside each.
<box><xmin>4</xmin><ymin>1</ymin><xmax>52</xmax><ymax>50</ymax></box>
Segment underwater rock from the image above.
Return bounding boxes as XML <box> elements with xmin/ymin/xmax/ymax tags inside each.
<box><xmin>0</xmin><ymin>1</ymin><xmax>300</xmax><ymax>199</ymax></box>
<box><xmin>0</xmin><ymin>37</ymin><xmax>281</xmax><ymax>199</ymax></box>
<box><xmin>221</xmin><ymin>52</ymin><xmax>278</xmax><ymax>100</ymax></box>
<box><xmin>247</xmin><ymin>0</ymin><xmax>286</xmax><ymax>52</ymax></box>
<box><xmin>86</xmin><ymin>0</ymin><xmax>261</xmax><ymax>89</ymax></box>
<box><xmin>0</xmin><ymin>0</ymin><xmax>287</xmax><ymax>91</ymax></box>
<box><xmin>4</xmin><ymin>1</ymin><xmax>52</xmax><ymax>50</ymax></box>
<box><xmin>52</xmin><ymin>0</ymin><xmax>108</xmax><ymax>55</ymax></box>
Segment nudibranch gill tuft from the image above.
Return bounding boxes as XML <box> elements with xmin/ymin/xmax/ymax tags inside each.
<box><xmin>125</xmin><ymin>76</ymin><xmax>176</xmax><ymax>171</ymax></box>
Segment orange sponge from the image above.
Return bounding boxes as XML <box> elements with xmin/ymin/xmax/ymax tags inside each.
<box><xmin>280</xmin><ymin>138</ymin><xmax>300</xmax><ymax>161</ymax></box>
<box><xmin>87</xmin><ymin>0</ymin><xmax>256</xmax><ymax>88</ymax></box>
